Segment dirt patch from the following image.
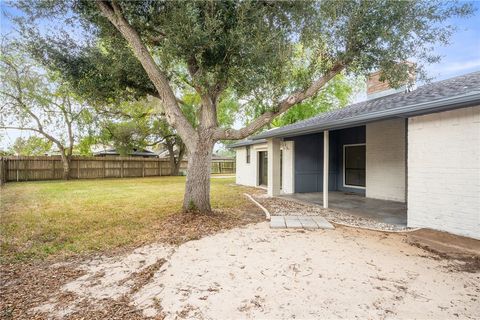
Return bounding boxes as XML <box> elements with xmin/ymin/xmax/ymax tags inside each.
<box><xmin>2</xmin><ymin>208</ymin><xmax>478</xmax><ymax>319</ymax></box>
<box><xmin>406</xmin><ymin>229</ymin><xmax>480</xmax><ymax>273</ymax></box>
<box><xmin>152</xmin><ymin>207</ymin><xmax>264</xmax><ymax>245</ymax></box>
<box><xmin>0</xmin><ymin>262</ymin><xmax>85</xmax><ymax>320</ymax></box>
<box><xmin>0</xmin><ymin>205</ymin><xmax>264</xmax><ymax>319</ymax></box>
<box><xmin>126</xmin><ymin>258</ymin><xmax>167</xmax><ymax>294</ymax></box>
<box><xmin>135</xmin><ymin>224</ymin><xmax>479</xmax><ymax>319</ymax></box>
<box><xmin>54</xmin><ymin>295</ymin><xmax>148</xmax><ymax>320</ymax></box>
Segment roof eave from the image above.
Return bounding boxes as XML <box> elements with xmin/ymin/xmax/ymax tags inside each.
<box><xmin>228</xmin><ymin>139</ymin><xmax>267</xmax><ymax>148</ymax></box>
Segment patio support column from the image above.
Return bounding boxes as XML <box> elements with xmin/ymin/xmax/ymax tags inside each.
<box><xmin>323</xmin><ymin>130</ymin><xmax>329</xmax><ymax>208</ymax></box>
<box><xmin>267</xmin><ymin>138</ymin><xmax>281</xmax><ymax>197</ymax></box>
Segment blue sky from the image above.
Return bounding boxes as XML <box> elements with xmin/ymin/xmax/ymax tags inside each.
<box><xmin>1</xmin><ymin>1</ymin><xmax>480</xmax><ymax>149</ymax></box>
<box><xmin>422</xmin><ymin>3</ymin><xmax>480</xmax><ymax>80</ymax></box>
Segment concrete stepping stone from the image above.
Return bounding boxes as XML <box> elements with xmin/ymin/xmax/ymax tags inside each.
<box><xmin>269</xmin><ymin>215</ymin><xmax>335</xmax><ymax>230</ymax></box>
<box><xmin>311</xmin><ymin>216</ymin><xmax>335</xmax><ymax>229</ymax></box>
<box><xmin>284</xmin><ymin>216</ymin><xmax>303</xmax><ymax>228</ymax></box>
<box><xmin>270</xmin><ymin>216</ymin><xmax>286</xmax><ymax>229</ymax></box>
<box><xmin>298</xmin><ymin>216</ymin><xmax>319</xmax><ymax>229</ymax></box>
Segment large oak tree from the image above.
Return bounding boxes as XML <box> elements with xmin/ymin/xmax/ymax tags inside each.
<box><xmin>14</xmin><ymin>0</ymin><xmax>473</xmax><ymax>212</ymax></box>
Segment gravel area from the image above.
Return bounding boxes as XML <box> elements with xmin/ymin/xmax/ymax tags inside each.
<box><xmin>253</xmin><ymin>194</ymin><xmax>410</xmax><ymax>231</ymax></box>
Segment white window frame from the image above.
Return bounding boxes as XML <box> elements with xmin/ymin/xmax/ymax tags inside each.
<box><xmin>343</xmin><ymin>143</ymin><xmax>366</xmax><ymax>189</ymax></box>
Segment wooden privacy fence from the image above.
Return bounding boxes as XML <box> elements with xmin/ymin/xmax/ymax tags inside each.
<box><xmin>210</xmin><ymin>159</ymin><xmax>236</xmax><ymax>174</ymax></box>
<box><xmin>0</xmin><ymin>156</ymin><xmax>235</xmax><ymax>184</ymax></box>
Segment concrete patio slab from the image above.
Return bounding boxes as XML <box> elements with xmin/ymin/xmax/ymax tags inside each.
<box><xmin>282</xmin><ymin>192</ymin><xmax>407</xmax><ymax>226</ymax></box>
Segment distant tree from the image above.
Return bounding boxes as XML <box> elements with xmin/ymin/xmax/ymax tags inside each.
<box><xmin>9</xmin><ymin>136</ymin><xmax>52</xmax><ymax>156</ymax></box>
<box><xmin>15</xmin><ymin>0</ymin><xmax>474</xmax><ymax>212</ymax></box>
<box><xmin>215</xmin><ymin>146</ymin><xmax>235</xmax><ymax>158</ymax></box>
<box><xmin>0</xmin><ymin>150</ymin><xmax>14</xmax><ymax>156</ymax></box>
<box><xmin>93</xmin><ymin>97</ymin><xmax>192</xmax><ymax>175</ymax></box>
<box><xmin>0</xmin><ymin>44</ymin><xmax>90</xmax><ymax>179</ymax></box>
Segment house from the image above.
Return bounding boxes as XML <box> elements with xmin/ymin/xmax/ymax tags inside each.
<box><xmin>156</xmin><ymin>147</ymin><xmax>233</xmax><ymax>161</ymax></box>
<box><xmin>157</xmin><ymin>147</ymin><xmax>184</xmax><ymax>160</ymax></box>
<box><xmin>231</xmin><ymin>71</ymin><xmax>480</xmax><ymax>239</ymax></box>
<box><xmin>93</xmin><ymin>147</ymin><xmax>158</xmax><ymax>158</ymax></box>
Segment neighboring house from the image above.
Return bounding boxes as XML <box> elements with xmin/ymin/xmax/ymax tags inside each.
<box><xmin>157</xmin><ymin>147</ymin><xmax>232</xmax><ymax>161</ymax></box>
<box><xmin>93</xmin><ymin>148</ymin><xmax>158</xmax><ymax>158</ymax></box>
<box><xmin>157</xmin><ymin>147</ymin><xmax>184</xmax><ymax>160</ymax></box>
<box><xmin>231</xmin><ymin>71</ymin><xmax>480</xmax><ymax>239</ymax></box>
<box><xmin>211</xmin><ymin>153</ymin><xmax>235</xmax><ymax>161</ymax></box>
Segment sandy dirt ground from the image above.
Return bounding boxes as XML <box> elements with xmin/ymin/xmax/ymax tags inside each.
<box><xmin>24</xmin><ymin>222</ymin><xmax>479</xmax><ymax>320</ymax></box>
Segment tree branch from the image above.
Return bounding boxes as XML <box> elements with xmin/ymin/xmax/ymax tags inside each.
<box><xmin>214</xmin><ymin>62</ymin><xmax>345</xmax><ymax>140</ymax></box>
<box><xmin>95</xmin><ymin>0</ymin><xmax>197</xmax><ymax>149</ymax></box>
<box><xmin>1</xmin><ymin>125</ymin><xmax>64</xmax><ymax>149</ymax></box>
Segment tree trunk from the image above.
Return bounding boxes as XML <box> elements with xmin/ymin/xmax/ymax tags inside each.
<box><xmin>170</xmin><ymin>156</ymin><xmax>180</xmax><ymax>176</ymax></box>
<box><xmin>182</xmin><ymin>139</ymin><xmax>214</xmax><ymax>213</ymax></box>
<box><xmin>60</xmin><ymin>154</ymin><xmax>70</xmax><ymax>180</ymax></box>
<box><xmin>165</xmin><ymin>142</ymin><xmax>179</xmax><ymax>176</ymax></box>
<box><xmin>173</xmin><ymin>142</ymin><xmax>186</xmax><ymax>176</ymax></box>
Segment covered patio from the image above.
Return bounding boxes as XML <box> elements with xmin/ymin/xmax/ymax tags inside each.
<box><xmin>282</xmin><ymin>191</ymin><xmax>407</xmax><ymax>226</ymax></box>
<box><xmin>263</xmin><ymin>120</ymin><xmax>408</xmax><ymax>228</ymax></box>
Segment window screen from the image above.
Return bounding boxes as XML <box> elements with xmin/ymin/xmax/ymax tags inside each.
<box><xmin>344</xmin><ymin>145</ymin><xmax>366</xmax><ymax>187</ymax></box>
<box><xmin>246</xmin><ymin>146</ymin><xmax>251</xmax><ymax>163</ymax></box>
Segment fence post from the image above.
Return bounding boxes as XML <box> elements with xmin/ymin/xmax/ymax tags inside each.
<box><xmin>121</xmin><ymin>159</ymin><xmax>124</xmax><ymax>178</ymax></box>
<box><xmin>2</xmin><ymin>158</ymin><xmax>6</xmax><ymax>185</ymax></box>
<box><xmin>52</xmin><ymin>159</ymin><xmax>55</xmax><ymax>179</ymax></box>
<box><xmin>77</xmin><ymin>159</ymin><xmax>80</xmax><ymax>179</ymax></box>
<box><xmin>0</xmin><ymin>158</ymin><xmax>3</xmax><ymax>185</ymax></box>
<box><xmin>103</xmin><ymin>159</ymin><xmax>106</xmax><ymax>178</ymax></box>
<box><xmin>142</xmin><ymin>160</ymin><xmax>145</xmax><ymax>177</ymax></box>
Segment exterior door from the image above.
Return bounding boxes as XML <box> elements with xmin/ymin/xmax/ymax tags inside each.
<box><xmin>258</xmin><ymin>151</ymin><xmax>268</xmax><ymax>186</ymax></box>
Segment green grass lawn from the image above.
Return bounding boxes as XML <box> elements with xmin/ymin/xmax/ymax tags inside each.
<box><xmin>0</xmin><ymin>176</ymin><xmax>254</xmax><ymax>262</ymax></box>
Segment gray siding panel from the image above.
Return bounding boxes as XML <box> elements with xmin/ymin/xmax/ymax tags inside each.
<box><xmin>288</xmin><ymin>126</ymin><xmax>366</xmax><ymax>194</ymax></box>
<box><xmin>291</xmin><ymin>133</ymin><xmax>323</xmax><ymax>192</ymax></box>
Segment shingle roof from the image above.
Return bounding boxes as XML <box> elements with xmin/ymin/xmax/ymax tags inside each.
<box><xmin>93</xmin><ymin>148</ymin><xmax>157</xmax><ymax>157</ymax></box>
<box><xmin>229</xmin><ymin>139</ymin><xmax>267</xmax><ymax>148</ymax></box>
<box><xmin>252</xmin><ymin>71</ymin><xmax>480</xmax><ymax>140</ymax></box>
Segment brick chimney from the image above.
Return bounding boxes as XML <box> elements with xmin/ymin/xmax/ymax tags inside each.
<box><xmin>367</xmin><ymin>64</ymin><xmax>416</xmax><ymax>100</ymax></box>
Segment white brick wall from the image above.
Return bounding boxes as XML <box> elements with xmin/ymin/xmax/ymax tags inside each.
<box><xmin>235</xmin><ymin>144</ymin><xmax>263</xmax><ymax>187</ymax></box>
<box><xmin>366</xmin><ymin>119</ymin><xmax>406</xmax><ymax>202</ymax></box>
<box><xmin>234</xmin><ymin>141</ymin><xmax>294</xmax><ymax>193</ymax></box>
<box><xmin>408</xmin><ymin>106</ymin><xmax>480</xmax><ymax>239</ymax></box>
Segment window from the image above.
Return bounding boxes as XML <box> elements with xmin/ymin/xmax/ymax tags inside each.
<box><xmin>246</xmin><ymin>146</ymin><xmax>251</xmax><ymax>163</ymax></box>
<box><xmin>344</xmin><ymin>144</ymin><xmax>366</xmax><ymax>188</ymax></box>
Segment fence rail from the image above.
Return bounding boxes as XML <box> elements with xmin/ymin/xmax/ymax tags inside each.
<box><xmin>0</xmin><ymin>156</ymin><xmax>235</xmax><ymax>184</ymax></box>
